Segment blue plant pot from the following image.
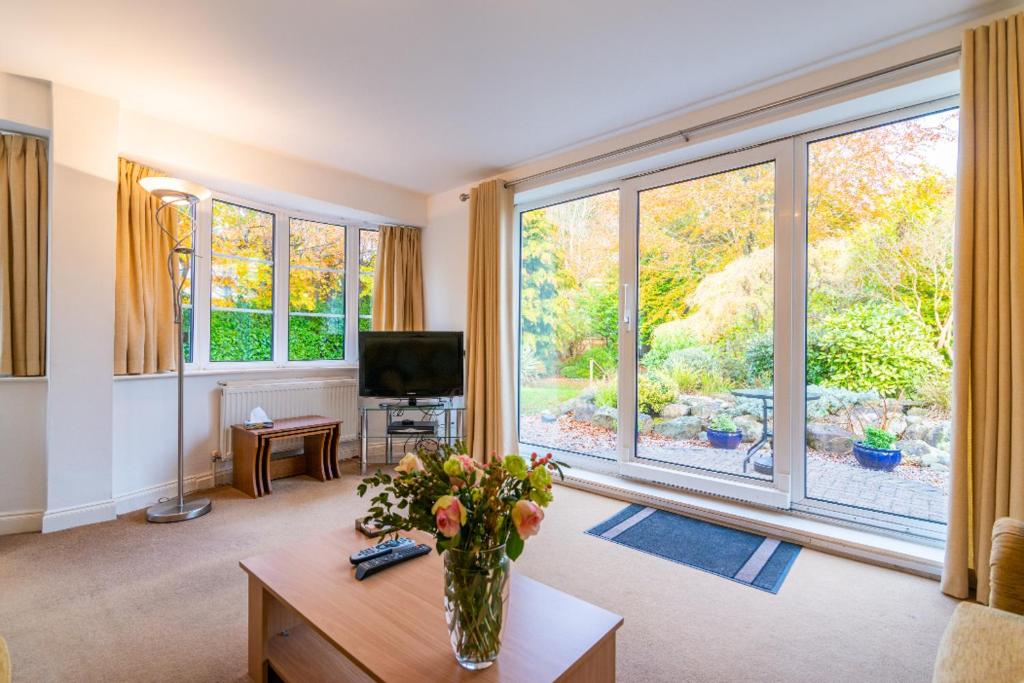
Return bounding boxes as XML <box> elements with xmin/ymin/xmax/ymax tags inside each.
<box><xmin>852</xmin><ymin>441</ymin><xmax>902</xmax><ymax>472</ymax></box>
<box><xmin>707</xmin><ymin>428</ymin><xmax>743</xmax><ymax>450</ymax></box>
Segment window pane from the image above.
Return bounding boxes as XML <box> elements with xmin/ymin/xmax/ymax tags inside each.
<box><xmin>637</xmin><ymin>161</ymin><xmax>775</xmax><ymax>481</ymax></box>
<box><xmin>210</xmin><ymin>200</ymin><xmax>274</xmax><ymax>362</ymax></box>
<box><xmin>805</xmin><ymin>109</ymin><xmax>957</xmax><ymax>523</ymax></box>
<box><xmin>518</xmin><ymin>191</ymin><xmax>619</xmax><ymax>459</ymax></box>
<box><xmin>288</xmin><ymin>218</ymin><xmax>344</xmax><ymax>361</ymax></box>
<box><xmin>359</xmin><ymin>229</ymin><xmax>379</xmax><ymax>332</ymax></box>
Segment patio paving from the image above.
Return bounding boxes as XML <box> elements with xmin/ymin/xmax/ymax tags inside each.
<box><xmin>522</xmin><ymin>419</ymin><xmax>949</xmax><ymax>524</ymax></box>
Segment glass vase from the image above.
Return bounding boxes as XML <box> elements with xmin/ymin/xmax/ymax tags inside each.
<box><xmin>442</xmin><ymin>545</ymin><xmax>511</xmax><ymax>670</ymax></box>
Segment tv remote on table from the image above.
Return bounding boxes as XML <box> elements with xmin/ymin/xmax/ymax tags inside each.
<box><xmin>349</xmin><ymin>536</ymin><xmax>415</xmax><ymax>565</ymax></box>
<box><xmin>354</xmin><ymin>543</ymin><xmax>431</xmax><ymax>580</ymax></box>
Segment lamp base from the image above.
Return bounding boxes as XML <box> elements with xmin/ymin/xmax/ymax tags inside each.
<box><xmin>146</xmin><ymin>497</ymin><xmax>213</xmax><ymax>523</ymax></box>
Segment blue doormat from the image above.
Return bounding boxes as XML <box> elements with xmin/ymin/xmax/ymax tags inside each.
<box><xmin>586</xmin><ymin>504</ymin><xmax>801</xmax><ymax>593</ymax></box>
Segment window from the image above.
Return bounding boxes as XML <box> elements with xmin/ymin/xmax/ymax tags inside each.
<box><xmin>210</xmin><ymin>200</ymin><xmax>275</xmax><ymax>362</ymax></box>
<box><xmin>168</xmin><ymin>194</ymin><xmax>378</xmax><ymax>369</ymax></box>
<box><xmin>288</xmin><ymin>219</ymin><xmax>346</xmax><ymax>361</ymax></box>
<box><xmin>516</xmin><ymin>97</ymin><xmax>956</xmax><ymax>537</ymax></box>
<box><xmin>359</xmin><ymin>229</ymin><xmax>379</xmax><ymax>332</ymax></box>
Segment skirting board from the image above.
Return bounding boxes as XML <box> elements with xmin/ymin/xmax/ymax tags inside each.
<box><xmin>41</xmin><ymin>499</ymin><xmax>118</xmax><ymax>533</ymax></box>
<box><xmin>0</xmin><ymin>509</ymin><xmax>44</xmax><ymax>535</ymax></box>
<box><xmin>114</xmin><ymin>471</ymin><xmax>217</xmax><ymax>516</ymax></box>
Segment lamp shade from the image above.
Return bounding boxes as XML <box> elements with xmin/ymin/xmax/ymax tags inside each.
<box><xmin>138</xmin><ymin>176</ymin><xmax>211</xmax><ymax>204</ymax></box>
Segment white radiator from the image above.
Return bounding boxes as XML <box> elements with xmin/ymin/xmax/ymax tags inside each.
<box><xmin>219</xmin><ymin>377</ymin><xmax>359</xmax><ymax>458</ymax></box>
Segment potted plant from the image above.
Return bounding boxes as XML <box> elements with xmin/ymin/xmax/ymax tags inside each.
<box><xmin>852</xmin><ymin>426</ymin><xmax>902</xmax><ymax>471</ymax></box>
<box><xmin>358</xmin><ymin>442</ymin><xmax>565</xmax><ymax>670</ymax></box>
<box><xmin>707</xmin><ymin>415</ymin><xmax>743</xmax><ymax>450</ymax></box>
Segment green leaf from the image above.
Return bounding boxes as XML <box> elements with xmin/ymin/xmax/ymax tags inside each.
<box><xmin>506</xmin><ymin>528</ymin><xmax>525</xmax><ymax>561</ymax></box>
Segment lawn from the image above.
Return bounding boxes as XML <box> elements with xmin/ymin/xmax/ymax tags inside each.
<box><xmin>520</xmin><ymin>378</ymin><xmax>588</xmax><ymax>415</ymax></box>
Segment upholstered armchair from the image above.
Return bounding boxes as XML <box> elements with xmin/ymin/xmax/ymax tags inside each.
<box><xmin>933</xmin><ymin>518</ymin><xmax>1024</xmax><ymax>681</ymax></box>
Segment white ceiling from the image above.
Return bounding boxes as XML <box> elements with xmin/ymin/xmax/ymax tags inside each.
<box><xmin>0</xmin><ymin>1</ymin><xmax>1008</xmax><ymax>195</ymax></box>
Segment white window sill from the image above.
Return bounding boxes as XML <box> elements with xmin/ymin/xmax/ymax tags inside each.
<box><xmin>558</xmin><ymin>467</ymin><xmax>945</xmax><ymax>579</ymax></box>
<box><xmin>0</xmin><ymin>375</ymin><xmax>47</xmax><ymax>384</ymax></box>
<box><xmin>113</xmin><ymin>363</ymin><xmax>358</xmax><ymax>381</ymax></box>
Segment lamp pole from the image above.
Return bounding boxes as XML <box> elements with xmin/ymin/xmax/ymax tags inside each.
<box><xmin>139</xmin><ymin>177</ymin><xmax>213</xmax><ymax>523</ymax></box>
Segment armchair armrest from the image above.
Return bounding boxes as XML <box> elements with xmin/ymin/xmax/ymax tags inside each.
<box><xmin>990</xmin><ymin>517</ymin><xmax>1024</xmax><ymax>615</ymax></box>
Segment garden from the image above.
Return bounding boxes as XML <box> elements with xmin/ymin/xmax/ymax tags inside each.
<box><xmin>519</xmin><ymin>110</ymin><xmax>957</xmax><ymax>523</ymax></box>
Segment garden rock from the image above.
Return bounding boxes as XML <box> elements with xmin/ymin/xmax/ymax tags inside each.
<box><xmin>540</xmin><ymin>410</ymin><xmax>557</xmax><ymax>423</ymax></box>
<box><xmin>654</xmin><ymin>416</ymin><xmax>702</xmax><ymax>440</ymax></box>
<box><xmin>903</xmin><ymin>419</ymin><xmax>951</xmax><ymax>450</ymax></box>
<box><xmin>572</xmin><ymin>401</ymin><xmax>596</xmax><ymax>422</ymax></box>
<box><xmin>733</xmin><ymin>415</ymin><xmax>763</xmax><ymax>443</ymax></box>
<box><xmin>806</xmin><ymin>423</ymin><xmax>854</xmax><ymax>454</ymax></box>
<box><xmin>590</xmin><ymin>407</ymin><xmax>618</xmax><ymax>431</ymax></box>
<box><xmin>894</xmin><ymin>439</ymin><xmax>933</xmax><ymax>465</ymax></box>
<box><xmin>687</xmin><ymin>397</ymin><xmax>724</xmax><ymax>419</ymax></box>
<box><xmin>637</xmin><ymin>414</ymin><xmax>654</xmax><ymax>434</ymax></box>
<box><xmin>661</xmin><ymin>403</ymin><xmax>691</xmax><ymax>418</ymax></box>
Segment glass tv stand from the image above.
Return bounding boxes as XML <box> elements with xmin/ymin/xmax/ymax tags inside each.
<box><xmin>360</xmin><ymin>399</ymin><xmax>465</xmax><ymax>475</ymax></box>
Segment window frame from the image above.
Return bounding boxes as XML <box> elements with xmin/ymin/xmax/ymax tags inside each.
<box><xmin>187</xmin><ymin>190</ymin><xmax>379</xmax><ymax>371</ymax></box>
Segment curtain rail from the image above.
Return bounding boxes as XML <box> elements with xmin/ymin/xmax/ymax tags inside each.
<box><xmin>458</xmin><ymin>45</ymin><xmax>961</xmax><ymax>201</ymax></box>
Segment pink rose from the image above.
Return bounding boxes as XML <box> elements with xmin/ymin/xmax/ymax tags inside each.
<box><xmin>511</xmin><ymin>499</ymin><xmax>544</xmax><ymax>539</ymax></box>
<box><xmin>395</xmin><ymin>452</ymin><xmax>424</xmax><ymax>474</ymax></box>
<box><xmin>431</xmin><ymin>495</ymin><xmax>467</xmax><ymax>538</ymax></box>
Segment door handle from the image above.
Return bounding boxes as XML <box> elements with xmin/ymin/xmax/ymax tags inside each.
<box><xmin>622</xmin><ymin>284</ymin><xmax>632</xmax><ymax>332</ymax></box>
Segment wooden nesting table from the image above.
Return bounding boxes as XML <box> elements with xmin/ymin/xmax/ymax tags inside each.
<box><xmin>241</xmin><ymin>528</ymin><xmax>623</xmax><ymax>682</ymax></box>
<box><xmin>231</xmin><ymin>416</ymin><xmax>342</xmax><ymax>498</ymax></box>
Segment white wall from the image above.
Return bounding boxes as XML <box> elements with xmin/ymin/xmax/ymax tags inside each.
<box><xmin>118</xmin><ymin>110</ymin><xmax>427</xmax><ymax>228</ymax></box>
<box><xmin>42</xmin><ymin>85</ymin><xmax>119</xmax><ymax>532</ymax></box>
<box><xmin>423</xmin><ymin>187</ymin><xmax>470</xmax><ymax>332</ymax></box>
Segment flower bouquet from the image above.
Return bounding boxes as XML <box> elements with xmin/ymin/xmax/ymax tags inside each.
<box><xmin>357</xmin><ymin>441</ymin><xmax>564</xmax><ymax>670</ymax></box>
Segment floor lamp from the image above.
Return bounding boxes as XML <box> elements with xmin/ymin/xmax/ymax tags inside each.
<box><xmin>138</xmin><ymin>176</ymin><xmax>214</xmax><ymax>523</ymax></box>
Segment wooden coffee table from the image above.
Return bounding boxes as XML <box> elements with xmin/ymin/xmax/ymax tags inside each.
<box><xmin>240</xmin><ymin>529</ymin><xmax>623</xmax><ymax>682</ymax></box>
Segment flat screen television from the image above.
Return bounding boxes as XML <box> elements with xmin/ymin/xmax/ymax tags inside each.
<box><xmin>358</xmin><ymin>331</ymin><xmax>464</xmax><ymax>402</ymax></box>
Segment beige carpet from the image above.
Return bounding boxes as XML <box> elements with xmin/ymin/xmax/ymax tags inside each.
<box><xmin>0</xmin><ymin>462</ymin><xmax>957</xmax><ymax>682</ymax></box>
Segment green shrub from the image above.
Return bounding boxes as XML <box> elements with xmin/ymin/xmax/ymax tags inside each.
<box><xmin>638</xmin><ymin>374</ymin><xmax>675</xmax><ymax>416</ymax></box>
<box><xmin>210</xmin><ymin>310</ymin><xmax>272</xmax><ymax>362</ymax></box>
<box><xmin>643</xmin><ymin>320</ymin><xmax>697</xmax><ymax>368</ymax></box>
<box><xmin>863</xmin><ymin>426</ymin><xmax>897</xmax><ymax>450</ymax></box>
<box><xmin>288</xmin><ymin>315</ymin><xmax>344</xmax><ymax>361</ymax></box>
<box><xmin>815</xmin><ymin>302</ymin><xmax>941</xmax><ymax>398</ymax></box>
<box><xmin>664</xmin><ymin>347</ymin><xmax>718</xmax><ymax>374</ymax></box>
<box><xmin>595</xmin><ymin>382</ymin><xmax>618</xmax><ymax>409</ymax></box>
<box><xmin>745</xmin><ymin>332</ymin><xmax>827</xmax><ymax>385</ymax></box>
<box><xmin>711</xmin><ymin>415</ymin><xmax>738</xmax><ymax>432</ymax></box>
<box><xmin>560</xmin><ymin>345</ymin><xmax>617</xmax><ymax>380</ymax></box>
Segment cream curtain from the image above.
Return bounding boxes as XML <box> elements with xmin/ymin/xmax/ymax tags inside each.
<box><xmin>464</xmin><ymin>179</ymin><xmax>518</xmax><ymax>462</ymax></box>
<box><xmin>943</xmin><ymin>13</ymin><xmax>1024</xmax><ymax>601</ymax></box>
<box><xmin>114</xmin><ymin>158</ymin><xmax>178</xmax><ymax>375</ymax></box>
<box><xmin>0</xmin><ymin>134</ymin><xmax>47</xmax><ymax>377</ymax></box>
<box><xmin>372</xmin><ymin>225</ymin><xmax>424</xmax><ymax>331</ymax></box>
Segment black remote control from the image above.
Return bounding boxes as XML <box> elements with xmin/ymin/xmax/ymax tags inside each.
<box><xmin>354</xmin><ymin>543</ymin><xmax>431</xmax><ymax>580</ymax></box>
<box><xmin>349</xmin><ymin>536</ymin><xmax>415</xmax><ymax>565</ymax></box>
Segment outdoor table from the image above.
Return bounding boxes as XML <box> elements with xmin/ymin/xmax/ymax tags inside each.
<box><xmin>730</xmin><ymin>387</ymin><xmax>821</xmax><ymax>475</ymax></box>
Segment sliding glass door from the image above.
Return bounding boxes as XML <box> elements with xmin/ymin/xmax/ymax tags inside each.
<box><xmin>516</xmin><ymin>99</ymin><xmax>956</xmax><ymax>534</ymax></box>
<box><xmin>618</xmin><ymin>144</ymin><xmax>793</xmax><ymax>506</ymax></box>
